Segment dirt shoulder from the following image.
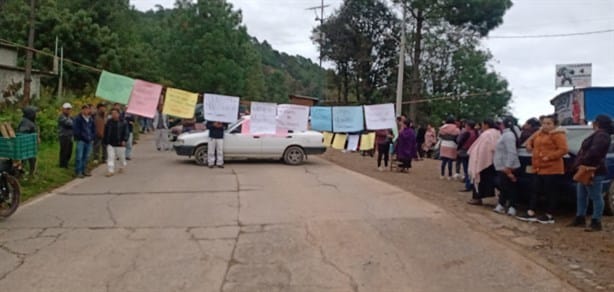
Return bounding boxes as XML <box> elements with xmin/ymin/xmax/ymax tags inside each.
<box><xmin>321</xmin><ymin>150</ymin><xmax>614</xmax><ymax>292</ymax></box>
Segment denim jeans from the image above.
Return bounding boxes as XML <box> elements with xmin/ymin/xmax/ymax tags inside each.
<box><xmin>576</xmin><ymin>175</ymin><xmax>606</xmax><ymax>220</ymax></box>
<box><xmin>75</xmin><ymin>140</ymin><xmax>92</xmax><ymax>175</ymax></box>
<box><xmin>441</xmin><ymin>158</ymin><xmax>454</xmax><ymax>177</ymax></box>
<box><xmin>125</xmin><ymin>133</ymin><xmax>134</xmax><ymax>158</ymax></box>
<box><xmin>460</xmin><ymin>156</ymin><xmax>470</xmax><ymax>190</ymax></box>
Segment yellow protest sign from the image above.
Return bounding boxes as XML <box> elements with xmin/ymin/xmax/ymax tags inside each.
<box><xmin>322</xmin><ymin>132</ymin><xmax>334</xmax><ymax>147</ymax></box>
<box><xmin>332</xmin><ymin>134</ymin><xmax>347</xmax><ymax>150</ymax></box>
<box><xmin>359</xmin><ymin>132</ymin><xmax>376</xmax><ymax>151</ymax></box>
<box><xmin>163</xmin><ymin>88</ymin><xmax>198</xmax><ymax>118</ymax></box>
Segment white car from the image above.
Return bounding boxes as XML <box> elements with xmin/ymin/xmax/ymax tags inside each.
<box><xmin>173</xmin><ymin>116</ymin><xmax>326</xmax><ymax>165</ymax></box>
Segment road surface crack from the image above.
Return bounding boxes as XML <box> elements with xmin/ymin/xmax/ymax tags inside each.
<box><xmin>219</xmin><ymin>170</ymin><xmax>243</xmax><ymax>292</ymax></box>
<box><xmin>304</xmin><ymin>224</ymin><xmax>359</xmax><ymax>292</ymax></box>
<box><xmin>304</xmin><ymin>167</ymin><xmax>340</xmax><ymax>191</ymax></box>
<box><xmin>106</xmin><ymin>195</ymin><xmax>119</xmax><ymax>226</ymax></box>
<box><xmin>0</xmin><ymin>245</ymin><xmax>26</xmax><ymax>281</ymax></box>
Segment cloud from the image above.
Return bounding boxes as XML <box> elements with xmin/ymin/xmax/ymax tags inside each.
<box><xmin>131</xmin><ymin>0</ymin><xmax>614</xmax><ymax>121</ymax></box>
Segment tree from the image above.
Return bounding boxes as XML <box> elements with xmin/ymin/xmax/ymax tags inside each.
<box><xmin>316</xmin><ymin>0</ymin><xmax>399</xmax><ymax>104</ymax></box>
<box><xmin>397</xmin><ymin>0</ymin><xmax>513</xmax><ymax>120</ymax></box>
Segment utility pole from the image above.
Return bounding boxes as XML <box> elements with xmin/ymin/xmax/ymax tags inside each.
<box><xmin>395</xmin><ymin>6</ymin><xmax>406</xmax><ymax>116</ymax></box>
<box><xmin>23</xmin><ymin>0</ymin><xmax>36</xmax><ymax>105</ymax></box>
<box><xmin>306</xmin><ymin>1</ymin><xmax>330</xmax><ymax>101</ymax></box>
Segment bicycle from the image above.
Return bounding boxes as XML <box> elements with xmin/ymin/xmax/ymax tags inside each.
<box><xmin>0</xmin><ymin>159</ymin><xmax>21</xmax><ymax>218</ymax></box>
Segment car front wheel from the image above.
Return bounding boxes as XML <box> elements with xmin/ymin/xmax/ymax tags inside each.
<box><xmin>284</xmin><ymin>146</ymin><xmax>305</xmax><ymax>165</ymax></box>
<box><xmin>194</xmin><ymin>145</ymin><xmax>208</xmax><ymax>165</ymax></box>
<box><xmin>605</xmin><ymin>183</ymin><xmax>614</xmax><ymax>216</ymax></box>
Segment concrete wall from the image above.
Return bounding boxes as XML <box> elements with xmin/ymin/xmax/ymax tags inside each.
<box><xmin>0</xmin><ymin>47</ymin><xmax>18</xmax><ymax>67</ymax></box>
<box><xmin>0</xmin><ymin>69</ymin><xmax>41</xmax><ymax>103</ymax></box>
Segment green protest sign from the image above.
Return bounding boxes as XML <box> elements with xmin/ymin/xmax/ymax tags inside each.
<box><xmin>95</xmin><ymin>71</ymin><xmax>135</xmax><ymax>105</ymax></box>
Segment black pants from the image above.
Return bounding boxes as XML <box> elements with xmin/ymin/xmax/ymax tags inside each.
<box><xmin>472</xmin><ymin>165</ymin><xmax>497</xmax><ymax>199</ymax></box>
<box><xmin>530</xmin><ymin>174</ymin><xmax>564</xmax><ymax>214</ymax></box>
<box><xmin>92</xmin><ymin>137</ymin><xmax>107</xmax><ymax>161</ymax></box>
<box><xmin>441</xmin><ymin>158</ymin><xmax>454</xmax><ymax>176</ymax></box>
<box><xmin>377</xmin><ymin>143</ymin><xmax>390</xmax><ymax>167</ymax></box>
<box><xmin>59</xmin><ymin>136</ymin><xmax>73</xmax><ymax>168</ymax></box>
<box><xmin>399</xmin><ymin>158</ymin><xmax>412</xmax><ymax>169</ymax></box>
<box><xmin>498</xmin><ymin>171</ymin><xmax>519</xmax><ymax>208</ymax></box>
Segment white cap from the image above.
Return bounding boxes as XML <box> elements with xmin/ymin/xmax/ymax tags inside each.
<box><xmin>62</xmin><ymin>102</ymin><xmax>72</xmax><ymax>109</ymax></box>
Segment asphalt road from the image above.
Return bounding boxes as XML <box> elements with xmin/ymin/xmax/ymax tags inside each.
<box><xmin>0</xmin><ymin>135</ymin><xmax>577</xmax><ymax>292</ymax></box>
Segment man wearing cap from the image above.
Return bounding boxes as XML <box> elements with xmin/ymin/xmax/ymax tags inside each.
<box><xmin>73</xmin><ymin>104</ymin><xmax>96</xmax><ymax>178</ymax></box>
<box><xmin>57</xmin><ymin>103</ymin><xmax>74</xmax><ymax>168</ymax></box>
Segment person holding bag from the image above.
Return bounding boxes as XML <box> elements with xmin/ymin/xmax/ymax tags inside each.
<box><xmin>568</xmin><ymin>115</ymin><xmax>613</xmax><ymax>232</ymax></box>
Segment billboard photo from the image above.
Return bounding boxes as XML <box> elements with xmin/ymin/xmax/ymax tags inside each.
<box><xmin>555</xmin><ymin>63</ymin><xmax>592</xmax><ymax>89</ymax></box>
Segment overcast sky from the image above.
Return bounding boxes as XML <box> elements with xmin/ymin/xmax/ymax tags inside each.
<box><xmin>131</xmin><ymin>0</ymin><xmax>614</xmax><ymax>122</ymax></box>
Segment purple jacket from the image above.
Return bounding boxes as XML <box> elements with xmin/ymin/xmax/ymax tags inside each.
<box><xmin>396</xmin><ymin>127</ymin><xmax>417</xmax><ymax>160</ymax></box>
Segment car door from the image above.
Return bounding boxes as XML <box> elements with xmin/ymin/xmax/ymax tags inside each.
<box><xmin>260</xmin><ymin>130</ymin><xmax>294</xmax><ymax>158</ymax></box>
<box><xmin>224</xmin><ymin>119</ymin><xmax>262</xmax><ymax>157</ymax></box>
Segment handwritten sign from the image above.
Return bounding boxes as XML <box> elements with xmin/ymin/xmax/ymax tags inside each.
<box><xmin>310</xmin><ymin>106</ymin><xmax>332</xmax><ymax>132</ymax></box>
<box><xmin>95</xmin><ymin>71</ymin><xmax>135</xmax><ymax>105</ymax></box>
<box><xmin>277</xmin><ymin>104</ymin><xmax>310</xmax><ymax>131</ymax></box>
<box><xmin>359</xmin><ymin>132</ymin><xmax>376</xmax><ymax>151</ymax></box>
<box><xmin>364</xmin><ymin>103</ymin><xmax>396</xmax><ymax>130</ymax></box>
<box><xmin>332</xmin><ymin>134</ymin><xmax>347</xmax><ymax>150</ymax></box>
<box><xmin>204</xmin><ymin>93</ymin><xmax>240</xmax><ymax>123</ymax></box>
<box><xmin>332</xmin><ymin>106</ymin><xmax>364</xmax><ymax>133</ymax></box>
<box><xmin>347</xmin><ymin>135</ymin><xmax>360</xmax><ymax>151</ymax></box>
<box><xmin>250</xmin><ymin>102</ymin><xmax>277</xmax><ymax>135</ymax></box>
<box><xmin>241</xmin><ymin>118</ymin><xmax>288</xmax><ymax>137</ymax></box>
<box><xmin>163</xmin><ymin>88</ymin><xmax>198</xmax><ymax>118</ymax></box>
<box><xmin>323</xmin><ymin>132</ymin><xmax>334</xmax><ymax>146</ymax></box>
<box><xmin>126</xmin><ymin>80</ymin><xmax>162</xmax><ymax>118</ymax></box>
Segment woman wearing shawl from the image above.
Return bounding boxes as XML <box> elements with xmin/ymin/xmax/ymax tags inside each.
<box><xmin>439</xmin><ymin>117</ymin><xmax>461</xmax><ymax>180</ymax></box>
<box><xmin>467</xmin><ymin>119</ymin><xmax>501</xmax><ymax>205</ymax></box>
<box><xmin>395</xmin><ymin>119</ymin><xmax>417</xmax><ymax>173</ymax></box>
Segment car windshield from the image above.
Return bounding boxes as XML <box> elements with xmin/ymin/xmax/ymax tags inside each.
<box><xmin>226</xmin><ymin>117</ymin><xmax>246</xmax><ymax>133</ymax></box>
<box><xmin>566</xmin><ymin>127</ymin><xmax>593</xmax><ymax>154</ymax></box>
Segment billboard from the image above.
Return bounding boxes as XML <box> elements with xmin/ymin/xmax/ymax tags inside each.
<box><xmin>555</xmin><ymin>63</ymin><xmax>592</xmax><ymax>89</ymax></box>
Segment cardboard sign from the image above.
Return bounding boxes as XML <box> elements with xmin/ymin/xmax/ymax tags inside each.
<box><xmin>204</xmin><ymin>93</ymin><xmax>240</xmax><ymax>123</ymax></box>
<box><xmin>95</xmin><ymin>71</ymin><xmax>135</xmax><ymax>105</ymax></box>
<box><xmin>163</xmin><ymin>88</ymin><xmax>198</xmax><ymax>118</ymax></box>
<box><xmin>364</xmin><ymin>103</ymin><xmax>395</xmax><ymax>130</ymax></box>
<box><xmin>332</xmin><ymin>134</ymin><xmax>347</xmax><ymax>150</ymax></box>
<box><xmin>359</xmin><ymin>132</ymin><xmax>376</xmax><ymax>151</ymax></box>
<box><xmin>126</xmin><ymin>80</ymin><xmax>163</xmax><ymax>118</ymax></box>
<box><xmin>310</xmin><ymin>106</ymin><xmax>332</xmax><ymax>132</ymax></box>
<box><xmin>250</xmin><ymin>102</ymin><xmax>277</xmax><ymax>135</ymax></box>
<box><xmin>332</xmin><ymin>106</ymin><xmax>364</xmax><ymax>133</ymax></box>
<box><xmin>277</xmin><ymin>104</ymin><xmax>310</xmax><ymax>131</ymax></box>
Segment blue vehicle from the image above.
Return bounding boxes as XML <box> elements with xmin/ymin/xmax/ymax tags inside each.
<box><xmin>517</xmin><ymin>126</ymin><xmax>614</xmax><ymax>216</ymax></box>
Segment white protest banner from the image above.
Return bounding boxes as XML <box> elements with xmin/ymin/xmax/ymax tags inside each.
<box><xmin>250</xmin><ymin>102</ymin><xmax>277</xmax><ymax>135</ymax></box>
<box><xmin>347</xmin><ymin>134</ymin><xmax>360</xmax><ymax>151</ymax></box>
<box><xmin>204</xmin><ymin>93</ymin><xmax>240</xmax><ymax>123</ymax></box>
<box><xmin>364</xmin><ymin>103</ymin><xmax>396</xmax><ymax>130</ymax></box>
<box><xmin>277</xmin><ymin>104</ymin><xmax>310</xmax><ymax>131</ymax></box>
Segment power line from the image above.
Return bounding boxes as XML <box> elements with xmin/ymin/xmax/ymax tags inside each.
<box><xmin>489</xmin><ymin>28</ymin><xmax>614</xmax><ymax>39</ymax></box>
<box><xmin>0</xmin><ymin>38</ymin><xmax>102</xmax><ymax>73</ymax></box>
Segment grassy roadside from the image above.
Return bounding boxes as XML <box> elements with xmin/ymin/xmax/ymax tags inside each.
<box><xmin>18</xmin><ymin>143</ymin><xmax>75</xmax><ymax>201</ymax></box>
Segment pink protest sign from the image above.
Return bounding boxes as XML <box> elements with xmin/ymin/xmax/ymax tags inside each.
<box><xmin>241</xmin><ymin>118</ymin><xmax>288</xmax><ymax>137</ymax></box>
<box><xmin>126</xmin><ymin>80</ymin><xmax>163</xmax><ymax>118</ymax></box>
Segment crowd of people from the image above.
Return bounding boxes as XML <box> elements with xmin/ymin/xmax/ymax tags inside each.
<box><xmin>375</xmin><ymin>113</ymin><xmax>612</xmax><ymax>232</ymax></box>
<box><xmin>55</xmin><ymin>102</ymin><xmax>171</xmax><ymax>178</ymax></box>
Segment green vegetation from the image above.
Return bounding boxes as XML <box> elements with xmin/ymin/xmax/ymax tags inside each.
<box><xmin>315</xmin><ymin>0</ymin><xmax>514</xmax><ymax>123</ymax></box>
<box><xmin>20</xmin><ymin>142</ymin><xmax>75</xmax><ymax>201</ymax></box>
<box><xmin>0</xmin><ymin>0</ymin><xmax>327</xmax><ymax>102</ymax></box>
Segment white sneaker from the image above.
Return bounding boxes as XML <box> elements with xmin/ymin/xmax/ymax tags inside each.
<box><xmin>493</xmin><ymin>204</ymin><xmax>506</xmax><ymax>214</ymax></box>
<box><xmin>377</xmin><ymin>167</ymin><xmax>384</xmax><ymax>172</ymax></box>
<box><xmin>507</xmin><ymin>207</ymin><xmax>517</xmax><ymax>216</ymax></box>
<box><xmin>446</xmin><ymin>176</ymin><xmax>452</xmax><ymax>181</ymax></box>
